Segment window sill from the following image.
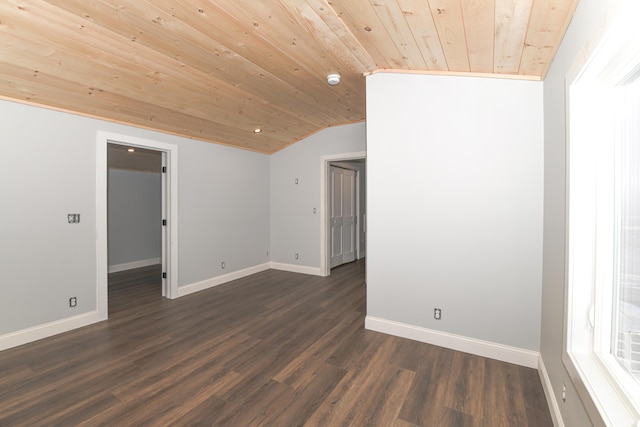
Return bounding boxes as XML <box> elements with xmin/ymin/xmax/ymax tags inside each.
<box><xmin>564</xmin><ymin>351</ymin><xmax>640</xmax><ymax>426</ymax></box>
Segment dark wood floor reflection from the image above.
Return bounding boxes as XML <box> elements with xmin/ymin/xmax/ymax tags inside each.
<box><xmin>0</xmin><ymin>260</ymin><xmax>552</xmax><ymax>426</ymax></box>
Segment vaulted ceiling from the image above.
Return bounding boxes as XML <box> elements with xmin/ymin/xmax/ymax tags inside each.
<box><xmin>0</xmin><ymin>0</ymin><xmax>578</xmax><ymax>153</ymax></box>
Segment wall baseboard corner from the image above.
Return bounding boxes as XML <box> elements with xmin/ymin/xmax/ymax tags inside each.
<box><xmin>365</xmin><ymin>316</ymin><xmax>539</xmax><ymax>368</ymax></box>
<box><xmin>178</xmin><ymin>263</ymin><xmax>271</xmax><ymax>297</ymax></box>
<box><xmin>538</xmin><ymin>355</ymin><xmax>565</xmax><ymax>427</ymax></box>
<box><xmin>269</xmin><ymin>262</ymin><xmax>323</xmax><ymax>276</ymax></box>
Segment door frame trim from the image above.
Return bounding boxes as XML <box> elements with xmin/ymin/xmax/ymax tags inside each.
<box><xmin>96</xmin><ymin>131</ymin><xmax>179</xmax><ymax>320</ymax></box>
<box><xmin>320</xmin><ymin>152</ymin><xmax>366</xmax><ymax>276</ymax></box>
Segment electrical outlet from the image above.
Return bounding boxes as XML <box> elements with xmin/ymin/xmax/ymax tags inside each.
<box><xmin>69</xmin><ymin>297</ymin><xmax>77</xmax><ymax>308</ymax></box>
<box><xmin>295</xmin><ymin>253</ymin><xmax>299</xmax><ymax>260</ymax></box>
<box><xmin>67</xmin><ymin>213</ymin><xmax>80</xmax><ymax>224</ymax></box>
<box><xmin>221</xmin><ymin>261</ymin><xmax>226</xmax><ymax>269</ymax></box>
<box><xmin>434</xmin><ymin>308</ymin><xmax>441</xmax><ymax>320</ymax></box>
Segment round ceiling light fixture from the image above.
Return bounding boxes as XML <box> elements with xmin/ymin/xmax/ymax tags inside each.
<box><xmin>253</xmin><ymin>128</ymin><xmax>263</xmax><ymax>133</ymax></box>
<box><xmin>327</xmin><ymin>73</ymin><xmax>341</xmax><ymax>86</ymax></box>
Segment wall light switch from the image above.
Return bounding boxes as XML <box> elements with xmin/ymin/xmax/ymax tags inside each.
<box><xmin>67</xmin><ymin>213</ymin><xmax>80</xmax><ymax>224</ymax></box>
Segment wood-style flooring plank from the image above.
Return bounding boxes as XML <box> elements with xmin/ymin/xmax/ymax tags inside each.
<box><xmin>483</xmin><ymin>358</ymin><xmax>529</xmax><ymax>426</ymax></box>
<box><xmin>398</xmin><ymin>345</ymin><xmax>457</xmax><ymax>426</ymax></box>
<box><xmin>0</xmin><ymin>260</ymin><xmax>552</xmax><ymax>426</ymax></box>
<box><xmin>444</xmin><ymin>351</ymin><xmax>486</xmax><ymax>418</ymax></box>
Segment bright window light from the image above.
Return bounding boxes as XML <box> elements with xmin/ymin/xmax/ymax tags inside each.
<box><xmin>565</xmin><ymin>1</ymin><xmax>640</xmax><ymax>425</ymax></box>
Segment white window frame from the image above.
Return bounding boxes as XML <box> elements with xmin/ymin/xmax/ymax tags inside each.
<box><xmin>564</xmin><ymin>1</ymin><xmax>640</xmax><ymax>425</ymax></box>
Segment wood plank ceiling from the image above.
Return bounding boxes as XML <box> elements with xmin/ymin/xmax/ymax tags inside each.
<box><xmin>0</xmin><ymin>0</ymin><xmax>578</xmax><ymax>154</ymax></box>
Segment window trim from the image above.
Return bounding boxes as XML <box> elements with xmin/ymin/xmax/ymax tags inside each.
<box><xmin>564</xmin><ymin>1</ymin><xmax>640</xmax><ymax>425</ymax></box>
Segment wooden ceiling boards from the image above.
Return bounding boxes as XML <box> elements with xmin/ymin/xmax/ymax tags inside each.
<box><xmin>0</xmin><ymin>0</ymin><xmax>578</xmax><ymax>153</ymax></box>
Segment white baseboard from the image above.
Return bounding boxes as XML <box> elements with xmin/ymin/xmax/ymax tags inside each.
<box><xmin>538</xmin><ymin>355</ymin><xmax>565</xmax><ymax>427</ymax></box>
<box><xmin>365</xmin><ymin>316</ymin><xmax>539</xmax><ymax>368</ymax></box>
<box><xmin>0</xmin><ymin>311</ymin><xmax>103</xmax><ymax>352</ymax></box>
<box><xmin>178</xmin><ymin>262</ymin><xmax>324</xmax><ymax>297</ymax></box>
<box><xmin>178</xmin><ymin>263</ymin><xmax>271</xmax><ymax>297</ymax></box>
<box><xmin>108</xmin><ymin>257</ymin><xmax>161</xmax><ymax>273</ymax></box>
<box><xmin>269</xmin><ymin>262</ymin><xmax>323</xmax><ymax>276</ymax></box>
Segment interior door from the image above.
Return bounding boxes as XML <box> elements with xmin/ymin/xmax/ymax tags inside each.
<box><xmin>330</xmin><ymin>166</ymin><xmax>357</xmax><ymax>268</ymax></box>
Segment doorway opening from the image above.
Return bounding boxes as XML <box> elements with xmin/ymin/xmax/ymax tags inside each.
<box><xmin>320</xmin><ymin>152</ymin><xmax>366</xmax><ymax>276</ymax></box>
<box><xmin>96</xmin><ymin>131</ymin><xmax>179</xmax><ymax>321</ymax></box>
<box><xmin>107</xmin><ymin>144</ymin><xmax>162</xmax><ymax>302</ymax></box>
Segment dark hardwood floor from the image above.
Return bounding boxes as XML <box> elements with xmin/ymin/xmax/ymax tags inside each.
<box><xmin>0</xmin><ymin>260</ymin><xmax>553</xmax><ymax>426</ymax></box>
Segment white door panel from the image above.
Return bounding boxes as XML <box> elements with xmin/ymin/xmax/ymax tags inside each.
<box><xmin>330</xmin><ymin>166</ymin><xmax>357</xmax><ymax>269</ymax></box>
<box><xmin>330</xmin><ymin>168</ymin><xmax>343</xmax><ymax>268</ymax></box>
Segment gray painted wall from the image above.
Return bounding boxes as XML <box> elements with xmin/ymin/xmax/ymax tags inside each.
<box><xmin>177</xmin><ymin>137</ymin><xmax>270</xmax><ymax>285</ymax></box>
<box><xmin>107</xmin><ymin>169</ymin><xmax>161</xmax><ymax>268</ymax></box>
<box><xmin>0</xmin><ymin>98</ymin><xmax>270</xmax><ymax>336</ymax></box>
<box><xmin>0</xmin><ymin>101</ymin><xmax>98</xmax><ymax>334</ymax></box>
<box><xmin>270</xmin><ymin>123</ymin><xmax>366</xmax><ymax>268</ymax></box>
<box><xmin>540</xmin><ymin>0</ymin><xmax>623</xmax><ymax>425</ymax></box>
<box><xmin>366</xmin><ymin>73</ymin><xmax>544</xmax><ymax>351</ymax></box>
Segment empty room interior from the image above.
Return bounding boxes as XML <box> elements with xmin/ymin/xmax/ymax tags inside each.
<box><xmin>1</xmin><ymin>0</ymin><xmax>639</xmax><ymax>425</ymax></box>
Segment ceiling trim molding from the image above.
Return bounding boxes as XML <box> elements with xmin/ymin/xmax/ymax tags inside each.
<box><xmin>365</xmin><ymin>69</ymin><xmax>542</xmax><ymax>82</ymax></box>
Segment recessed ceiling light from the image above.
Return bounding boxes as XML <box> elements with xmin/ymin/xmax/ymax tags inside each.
<box><xmin>127</xmin><ymin>148</ymin><xmax>135</xmax><ymax>152</ymax></box>
<box><xmin>253</xmin><ymin>128</ymin><xmax>262</xmax><ymax>133</ymax></box>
